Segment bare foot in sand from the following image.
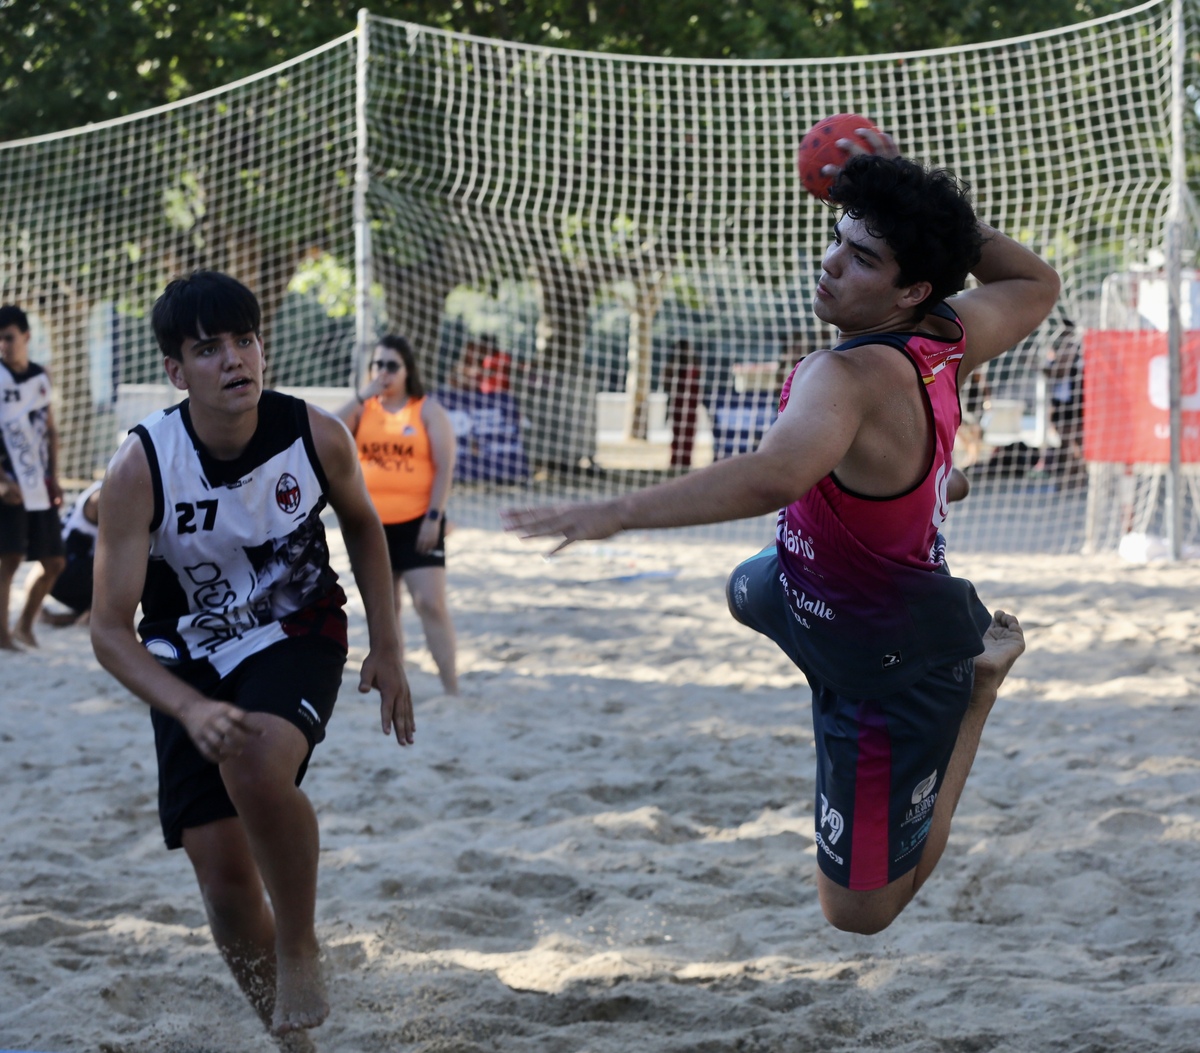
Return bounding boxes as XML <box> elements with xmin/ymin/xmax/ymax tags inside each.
<box><xmin>13</xmin><ymin>624</ymin><xmax>37</xmax><ymax>648</ymax></box>
<box><xmin>974</xmin><ymin>609</ymin><xmax>1025</xmax><ymax>695</ymax></box>
<box><xmin>0</xmin><ymin>633</ymin><xmax>21</xmax><ymax>651</ymax></box>
<box><xmin>272</xmin><ymin>948</ymin><xmax>329</xmax><ymax>1035</ymax></box>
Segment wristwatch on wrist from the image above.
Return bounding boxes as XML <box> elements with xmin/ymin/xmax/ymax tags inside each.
<box><xmin>426</xmin><ymin>509</ymin><xmax>441</xmax><ymax>521</ymax></box>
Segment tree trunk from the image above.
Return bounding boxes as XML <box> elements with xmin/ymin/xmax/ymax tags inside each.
<box><xmin>522</xmin><ymin>258</ymin><xmax>599</xmax><ymax>470</ymax></box>
<box><xmin>621</xmin><ymin>272</ymin><xmax>667</xmax><ymax>440</ymax></box>
<box><xmin>375</xmin><ymin>244</ymin><xmax>466</xmax><ymax>386</ymax></box>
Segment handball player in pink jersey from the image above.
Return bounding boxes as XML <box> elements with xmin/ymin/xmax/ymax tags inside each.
<box><xmin>506</xmin><ymin>129</ymin><xmax>1058</xmax><ymax>934</ymax></box>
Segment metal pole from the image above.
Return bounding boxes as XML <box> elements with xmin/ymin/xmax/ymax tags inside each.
<box><xmin>1165</xmin><ymin>0</ymin><xmax>1186</xmax><ymax>560</ymax></box>
<box><xmin>352</xmin><ymin>8</ymin><xmax>373</xmax><ymax>390</ymax></box>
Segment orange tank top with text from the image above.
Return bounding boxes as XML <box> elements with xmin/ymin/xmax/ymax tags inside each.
<box><xmin>356</xmin><ymin>396</ymin><xmax>435</xmax><ymax>523</ymax></box>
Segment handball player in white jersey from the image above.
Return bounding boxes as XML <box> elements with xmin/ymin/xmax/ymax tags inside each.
<box><xmin>91</xmin><ymin>271</ymin><xmax>414</xmax><ymax>1042</ymax></box>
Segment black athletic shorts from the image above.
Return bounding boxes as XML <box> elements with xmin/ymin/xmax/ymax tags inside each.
<box><xmin>48</xmin><ymin>555</ymin><xmax>92</xmax><ymax>613</ymax></box>
<box><xmin>0</xmin><ymin>505</ymin><xmax>65</xmax><ymax>561</ymax></box>
<box><xmin>383</xmin><ymin>515</ymin><xmax>446</xmax><ymax>574</ymax></box>
<box><xmin>152</xmin><ymin>634</ymin><xmax>347</xmax><ymax>850</ymax></box>
<box><xmin>48</xmin><ymin>532</ymin><xmax>95</xmax><ymax>612</ymax></box>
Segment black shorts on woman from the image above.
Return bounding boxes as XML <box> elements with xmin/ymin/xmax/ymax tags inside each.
<box><xmin>382</xmin><ymin>514</ymin><xmax>447</xmax><ymax>574</ymax></box>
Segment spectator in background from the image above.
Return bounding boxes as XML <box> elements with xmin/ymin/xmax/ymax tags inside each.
<box><xmin>664</xmin><ymin>338</ymin><xmax>703</xmax><ymax>470</ymax></box>
<box><xmin>337</xmin><ymin>334</ymin><xmax>459</xmax><ymax>695</ymax></box>
<box><xmin>450</xmin><ymin>334</ymin><xmax>512</xmax><ymax>395</ymax></box>
<box><xmin>0</xmin><ymin>303</ymin><xmax>64</xmax><ymax>649</ymax></box>
<box><xmin>448</xmin><ymin>338</ymin><xmax>485</xmax><ymax>392</ymax></box>
<box><xmin>1033</xmin><ymin>319</ymin><xmax>1084</xmax><ymax>481</ymax></box>
<box><xmin>477</xmin><ymin>335</ymin><xmax>513</xmax><ymax>395</ymax></box>
<box><xmin>954</xmin><ymin>366</ymin><xmax>990</xmax><ymax>471</ymax></box>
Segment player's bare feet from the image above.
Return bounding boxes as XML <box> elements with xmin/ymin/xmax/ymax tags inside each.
<box><xmin>973</xmin><ymin>610</ymin><xmax>1025</xmax><ymax>695</ymax></box>
<box><xmin>271</xmin><ymin>947</ymin><xmax>329</xmax><ymax>1035</ymax></box>
<box><xmin>13</xmin><ymin>624</ymin><xmax>37</xmax><ymax>648</ymax></box>
<box><xmin>0</xmin><ymin>632</ymin><xmax>21</xmax><ymax>651</ymax></box>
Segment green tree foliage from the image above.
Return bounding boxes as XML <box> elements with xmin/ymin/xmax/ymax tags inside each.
<box><xmin>1</xmin><ymin>0</ymin><xmax>1138</xmax><ymax>142</ymax></box>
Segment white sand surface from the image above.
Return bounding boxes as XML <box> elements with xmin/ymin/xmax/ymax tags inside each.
<box><xmin>1</xmin><ymin>527</ymin><xmax>1198</xmax><ymax>1052</ymax></box>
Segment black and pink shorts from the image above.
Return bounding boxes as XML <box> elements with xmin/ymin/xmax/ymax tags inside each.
<box><xmin>727</xmin><ymin>545</ymin><xmax>975</xmax><ymax>890</ymax></box>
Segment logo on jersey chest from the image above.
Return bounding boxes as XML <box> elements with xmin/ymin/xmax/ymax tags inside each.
<box><xmin>276</xmin><ymin>472</ymin><xmax>301</xmax><ymax>513</ymax></box>
<box><xmin>777</xmin><ymin>518</ymin><xmax>816</xmax><ymax>561</ymax></box>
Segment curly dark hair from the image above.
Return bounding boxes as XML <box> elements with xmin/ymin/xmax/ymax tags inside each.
<box><xmin>830</xmin><ymin>155</ymin><xmax>983</xmax><ymax>318</ymax></box>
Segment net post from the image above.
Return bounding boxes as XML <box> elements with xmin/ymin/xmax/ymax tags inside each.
<box><xmin>353</xmin><ymin>7</ymin><xmax>373</xmax><ymax>389</ymax></box>
<box><xmin>1165</xmin><ymin>0</ymin><xmax>1186</xmax><ymax>560</ymax></box>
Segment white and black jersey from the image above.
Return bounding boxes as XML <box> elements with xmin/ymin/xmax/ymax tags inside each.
<box><xmin>0</xmin><ymin>360</ymin><xmax>54</xmax><ymax>510</ymax></box>
<box><xmin>132</xmin><ymin>390</ymin><xmax>347</xmax><ymax>682</ymax></box>
<box><xmin>61</xmin><ymin>480</ymin><xmax>102</xmax><ymax>546</ymax></box>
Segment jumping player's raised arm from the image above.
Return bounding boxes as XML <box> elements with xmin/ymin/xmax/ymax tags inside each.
<box><xmin>90</xmin><ymin>434</ymin><xmax>260</xmax><ymax>764</ymax></box>
<box><xmin>307</xmin><ymin>405</ymin><xmax>415</xmax><ymax>745</ymax></box>
<box><xmin>950</xmin><ymin>225</ymin><xmax>1061</xmax><ymax>377</ymax></box>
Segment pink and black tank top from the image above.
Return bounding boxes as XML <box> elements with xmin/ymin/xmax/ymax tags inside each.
<box><xmin>771</xmin><ymin>302</ymin><xmax>990</xmax><ymax>696</ymax></box>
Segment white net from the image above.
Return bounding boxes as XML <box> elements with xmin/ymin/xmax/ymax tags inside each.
<box><xmin>0</xmin><ymin>34</ymin><xmax>360</xmax><ymax>479</ymax></box>
<box><xmin>2</xmin><ymin>1</ymin><xmax>1197</xmax><ymax>554</ymax></box>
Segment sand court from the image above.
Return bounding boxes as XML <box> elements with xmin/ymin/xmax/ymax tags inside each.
<box><xmin>1</xmin><ymin>527</ymin><xmax>1198</xmax><ymax>1052</ymax></box>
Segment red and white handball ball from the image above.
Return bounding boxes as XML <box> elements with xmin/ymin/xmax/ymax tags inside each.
<box><xmin>795</xmin><ymin>113</ymin><xmax>882</xmax><ymax>200</ymax></box>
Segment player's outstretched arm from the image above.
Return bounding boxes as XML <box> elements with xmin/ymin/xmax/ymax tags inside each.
<box><xmin>90</xmin><ymin>436</ymin><xmax>259</xmax><ymax>763</ymax></box>
<box><xmin>308</xmin><ymin>406</ymin><xmax>415</xmax><ymax>746</ymax></box>
<box><xmin>504</xmin><ymin>349</ymin><xmax>870</xmax><ymax>552</ymax></box>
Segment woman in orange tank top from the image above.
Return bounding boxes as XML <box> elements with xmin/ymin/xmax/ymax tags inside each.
<box><xmin>337</xmin><ymin>335</ymin><xmax>458</xmax><ymax>694</ymax></box>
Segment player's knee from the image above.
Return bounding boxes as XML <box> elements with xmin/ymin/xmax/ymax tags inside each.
<box><xmin>220</xmin><ymin>759</ymin><xmax>293</xmax><ymax>810</ymax></box>
<box><xmin>198</xmin><ymin>873</ymin><xmax>258</xmax><ymax>924</ymax></box>
<box><xmin>821</xmin><ymin>900</ymin><xmax>900</xmax><ymax>935</ymax></box>
<box><xmin>191</xmin><ymin>855</ymin><xmax>261</xmax><ymax>922</ymax></box>
<box><xmin>410</xmin><ymin>591</ymin><xmax>445</xmax><ymax>622</ymax></box>
<box><xmin>817</xmin><ymin>874</ymin><xmax>908</xmax><ymax>935</ymax></box>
